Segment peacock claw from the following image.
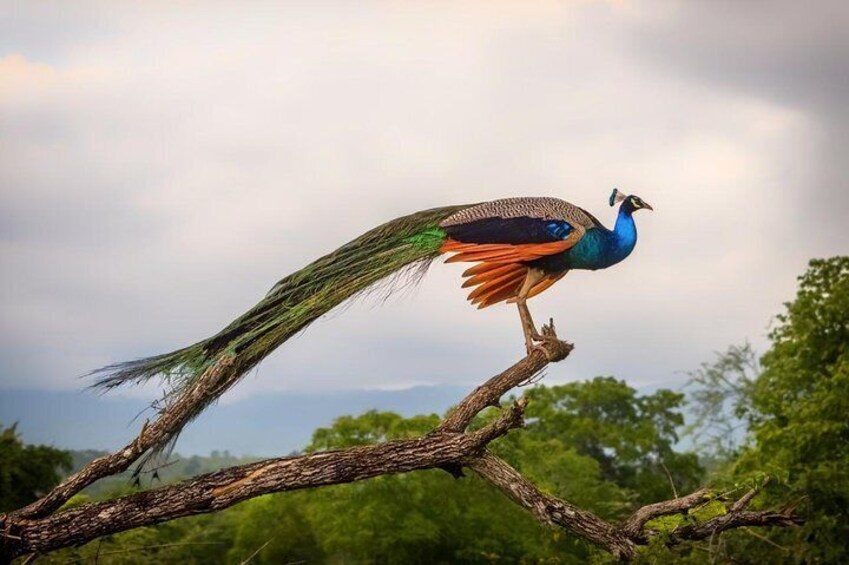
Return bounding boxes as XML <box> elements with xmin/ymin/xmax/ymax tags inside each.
<box><xmin>526</xmin><ymin>333</ymin><xmax>561</xmax><ymax>359</ymax></box>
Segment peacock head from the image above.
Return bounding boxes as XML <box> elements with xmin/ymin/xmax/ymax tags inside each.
<box><xmin>609</xmin><ymin>188</ymin><xmax>653</xmax><ymax>213</ymax></box>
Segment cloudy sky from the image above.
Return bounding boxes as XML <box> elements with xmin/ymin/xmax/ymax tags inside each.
<box><xmin>2</xmin><ymin>1</ymin><xmax>847</xmax><ymax>407</ymax></box>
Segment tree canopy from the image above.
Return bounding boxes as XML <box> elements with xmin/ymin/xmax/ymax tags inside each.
<box><xmin>0</xmin><ymin>423</ymin><xmax>71</xmax><ymax>513</ymax></box>
<box><xmin>682</xmin><ymin>257</ymin><xmax>849</xmax><ymax>563</ymax></box>
<box><xmin>739</xmin><ymin>257</ymin><xmax>849</xmax><ymax>562</ymax></box>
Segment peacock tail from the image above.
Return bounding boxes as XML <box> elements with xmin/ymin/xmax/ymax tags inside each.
<box><xmin>91</xmin><ymin>204</ymin><xmax>467</xmax><ymax>462</ymax></box>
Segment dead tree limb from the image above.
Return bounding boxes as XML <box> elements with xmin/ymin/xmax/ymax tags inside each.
<box><xmin>469</xmin><ymin>450</ymin><xmax>637</xmax><ymax>559</ymax></box>
<box><xmin>0</xmin><ymin>401</ymin><xmax>527</xmax><ymax>559</ymax></box>
<box><xmin>14</xmin><ymin>355</ymin><xmax>238</xmax><ymax>519</ymax></box>
<box><xmin>0</xmin><ymin>324</ymin><xmax>801</xmax><ymax>562</ymax></box>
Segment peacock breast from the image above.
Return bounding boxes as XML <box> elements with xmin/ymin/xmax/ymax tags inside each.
<box><xmin>562</xmin><ymin>229</ymin><xmax>608</xmax><ymax>270</ymax></box>
<box><xmin>564</xmin><ymin>228</ymin><xmax>635</xmax><ymax>271</ymax></box>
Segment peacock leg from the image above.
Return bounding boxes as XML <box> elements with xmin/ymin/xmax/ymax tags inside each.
<box><xmin>515</xmin><ymin>268</ymin><xmax>556</xmax><ymax>354</ymax></box>
<box><xmin>516</xmin><ymin>298</ymin><xmax>539</xmax><ymax>353</ymax></box>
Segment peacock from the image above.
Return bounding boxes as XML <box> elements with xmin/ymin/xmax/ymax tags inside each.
<box><xmin>93</xmin><ymin>188</ymin><xmax>652</xmax><ymax>459</ymax></box>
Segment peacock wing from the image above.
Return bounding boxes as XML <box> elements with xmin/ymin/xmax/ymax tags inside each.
<box><xmin>438</xmin><ymin>196</ymin><xmax>592</xmax><ymax>263</ymax></box>
<box><xmin>438</xmin><ymin>197</ymin><xmax>588</xmax><ymax>307</ymax></box>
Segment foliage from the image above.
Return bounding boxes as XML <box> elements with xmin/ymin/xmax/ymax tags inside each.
<box><xmin>520</xmin><ymin>378</ymin><xmax>702</xmax><ymax>506</ymax></box>
<box><xmin>682</xmin><ymin>256</ymin><xmax>849</xmax><ymax>563</ymax></box>
<box><xmin>308</xmin><ymin>410</ymin><xmax>441</xmax><ymax>451</ymax></box>
<box><xmin>736</xmin><ymin>257</ymin><xmax>849</xmax><ymax>562</ymax></box>
<box><xmin>0</xmin><ymin>423</ymin><xmax>72</xmax><ymax>512</ymax></box>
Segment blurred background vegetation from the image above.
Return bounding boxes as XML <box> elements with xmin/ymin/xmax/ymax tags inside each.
<box><xmin>2</xmin><ymin>256</ymin><xmax>847</xmax><ymax>563</ymax></box>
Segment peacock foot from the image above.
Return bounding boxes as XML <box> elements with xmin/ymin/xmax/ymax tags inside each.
<box><xmin>525</xmin><ymin>318</ymin><xmax>560</xmax><ymax>358</ymax></box>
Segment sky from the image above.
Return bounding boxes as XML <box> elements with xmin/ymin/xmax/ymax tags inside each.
<box><xmin>2</xmin><ymin>0</ymin><xmax>848</xmax><ymax>412</ymax></box>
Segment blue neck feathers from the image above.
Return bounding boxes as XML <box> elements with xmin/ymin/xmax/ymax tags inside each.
<box><xmin>557</xmin><ymin>205</ymin><xmax>638</xmax><ymax>271</ymax></box>
<box><xmin>611</xmin><ymin>206</ymin><xmax>637</xmax><ymax>260</ymax></box>
<box><xmin>589</xmin><ymin>206</ymin><xmax>638</xmax><ymax>269</ymax></box>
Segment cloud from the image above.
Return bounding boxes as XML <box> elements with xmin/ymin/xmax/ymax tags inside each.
<box><xmin>1</xmin><ymin>2</ymin><xmax>846</xmax><ymax>403</ymax></box>
<box><xmin>626</xmin><ymin>0</ymin><xmax>849</xmax><ymax>240</ymax></box>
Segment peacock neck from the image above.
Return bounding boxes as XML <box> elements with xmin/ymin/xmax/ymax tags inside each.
<box><xmin>607</xmin><ymin>206</ymin><xmax>637</xmax><ymax>264</ymax></box>
<box><xmin>549</xmin><ymin>205</ymin><xmax>639</xmax><ymax>271</ymax></box>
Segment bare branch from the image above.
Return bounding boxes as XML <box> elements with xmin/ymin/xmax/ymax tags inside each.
<box><xmin>729</xmin><ymin>483</ymin><xmax>763</xmax><ymax>513</ymax></box>
<box><xmin>672</xmin><ymin>509</ymin><xmax>804</xmax><ymax>544</ymax></box>
<box><xmin>439</xmin><ymin>338</ymin><xmax>573</xmax><ymax>433</ymax></box>
<box><xmin>0</xmin><ymin>399</ymin><xmax>527</xmax><ymax>560</ymax></box>
<box><xmin>468</xmin><ymin>450</ymin><xmax>638</xmax><ymax>560</ymax></box>
<box><xmin>0</xmin><ymin>327</ymin><xmax>802</xmax><ymax>563</ymax></box>
<box><xmin>16</xmin><ymin>355</ymin><xmax>238</xmax><ymax>519</ymax></box>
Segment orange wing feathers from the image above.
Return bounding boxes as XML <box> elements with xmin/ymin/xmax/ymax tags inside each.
<box><xmin>441</xmin><ymin>238</ymin><xmax>577</xmax><ymax>264</ymax></box>
<box><xmin>440</xmin><ymin>238</ymin><xmax>575</xmax><ymax>307</ymax></box>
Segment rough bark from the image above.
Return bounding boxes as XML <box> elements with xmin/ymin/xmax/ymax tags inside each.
<box><xmin>667</xmin><ymin>482</ymin><xmax>803</xmax><ymax>545</ymax></box>
<box><xmin>621</xmin><ymin>488</ymin><xmax>712</xmax><ymax>540</ymax></box>
<box><xmin>0</xmin><ymin>325</ymin><xmax>801</xmax><ymax>563</ymax></box>
<box><xmin>438</xmin><ymin>324</ymin><xmax>572</xmax><ymax>434</ymax></box>
<box><xmin>469</xmin><ymin>450</ymin><xmax>637</xmax><ymax>559</ymax></box>
<box><xmin>1</xmin><ymin>402</ymin><xmax>526</xmax><ymax>559</ymax></box>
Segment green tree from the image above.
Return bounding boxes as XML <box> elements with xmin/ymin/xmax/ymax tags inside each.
<box><xmin>681</xmin><ymin>257</ymin><xmax>849</xmax><ymax>563</ymax></box>
<box><xmin>520</xmin><ymin>378</ymin><xmax>703</xmax><ymax>506</ymax></box>
<box><xmin>0</xmin><ymin>423</ymin><xmax>72</xmax><ymax>512</ymax></box>
<box><xmin>740</xmin><ymin>257</ymin><xmax>849</xmax><ymax>562</ymax></box>
<box><xmin>308</xmin><ymin>410</ymin><xmax>441</xmax><ymax>451</ymax></box>
<box><xmin>228</xmin><ymin>493</ymin><xmax>323</xmax><ymax>564</ymax></box>
<box><xmin>294</xmin><ymin>408</ymin><xmax>613</xmax><ymax>564</ymax></box>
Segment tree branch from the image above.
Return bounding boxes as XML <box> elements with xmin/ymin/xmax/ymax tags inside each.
<box><xmin>0</xmin><ymin>323</ymin><xmax>801</xmax><ymax>563</ymax></box>
<box><xmin>668</xmin><ymin>483</ymin><xmax>804</xmax><ymax>545</ymax></box>
<box><xmin>469</xmin><ymin>450</ymin><xmax>637</xmax><ymax>560</ymax></box>
<box><xmin>621</xmin><ymin>488</ymin><xmax>712</xmax><ymax>539</ymax></box>
<box><xmin>0</xmin><ymin>398</ymin><xmax>527</xmax><ymax>560</ymax></box>
<box><xmin>15</xmin><ymin>355</ymin><xmax>238</xmax><ymax>519</ymax></box>
<box><xmin>439</xmin><ymin>326</ymin><xmax>573</xmax><ymax>433</ymax></box>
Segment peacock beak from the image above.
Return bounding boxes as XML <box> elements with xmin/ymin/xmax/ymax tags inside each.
<box><xmin>643</xmin><ymin>202</ymin><xmax>654</xmax><ymax>211</ymax></box>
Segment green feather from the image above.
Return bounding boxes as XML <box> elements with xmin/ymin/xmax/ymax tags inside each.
<box><xmin>91</xmin><ymin>204</ymin><xmax>467</xmax><ymax>463</ymax></box>
<box><xmin>404</xmin><ymin>227</ymin><xmax>447</xmax><ymax>250</ymax></box>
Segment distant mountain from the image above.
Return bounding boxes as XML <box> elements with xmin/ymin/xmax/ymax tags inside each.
<box><xmin>0</xmin><ymin>385</ymin><xmax>471</xmax><ymax>457</ymax></box>
<box><xmin>65</xmin><ymin>448</ymin><xmax>262</xmax><ymax>497</ymax></box>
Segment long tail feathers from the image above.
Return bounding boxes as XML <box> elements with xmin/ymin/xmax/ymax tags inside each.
<box><xmin>90</xmin><ymin>205</ymin><xmax>466</xmax><ymax>466</ymax></box>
